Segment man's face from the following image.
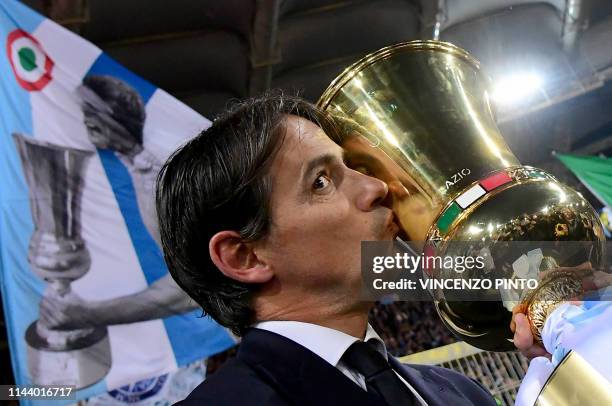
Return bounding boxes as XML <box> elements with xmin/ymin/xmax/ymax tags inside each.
<box><xmin>258</xmin><ymin>115</ymin><xmax>398</xmax><ymax>301</ymax></box>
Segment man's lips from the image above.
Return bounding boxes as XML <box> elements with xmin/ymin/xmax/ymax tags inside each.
<box><xmin>385</xmin><ymin>211</ymin><xmax>400</xmax><ymax>237</ymax></box>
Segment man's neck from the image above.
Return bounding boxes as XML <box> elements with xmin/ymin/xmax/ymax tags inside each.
<box><xmin>322</xmin><ymin>313</ymin><xmax>371</xmax><ymax>339</ymax></box>
<box><xmin>254</xmin><ymin>293</ymin><xmax>372</xmax><ymax>339</ymax></box>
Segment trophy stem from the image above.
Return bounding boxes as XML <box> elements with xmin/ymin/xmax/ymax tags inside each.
<box><xmin>523</xmin><ymin>270</ymin><xmax>583</xmax><ymax>344</ymax></box>
<box><xmin>50</xmin><ymin>279</ymin><xmax>71</xmax><ymax>295</ymax></box>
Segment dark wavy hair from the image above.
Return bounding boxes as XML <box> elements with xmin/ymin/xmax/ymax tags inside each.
<box><xmin>156</xmin><ymin>92</ymin><xmax>342</xmax><ymax>336</ymax></box>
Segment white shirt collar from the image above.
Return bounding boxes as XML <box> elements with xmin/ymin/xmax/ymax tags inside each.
<box><xmin>254</xmin><ymin>320</ymin><xmax>387</xmax><ymax>367</ymax></box>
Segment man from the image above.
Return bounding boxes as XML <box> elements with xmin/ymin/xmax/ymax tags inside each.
<box><xmin>155</xmin><ymin>92</ymin><xmax>499</xmax><ymax>405</ymax></box>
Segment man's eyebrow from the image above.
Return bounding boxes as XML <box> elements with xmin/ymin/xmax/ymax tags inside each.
<box><xmin>302</xmin><ymin>153</ymin><xmax>340</xmax><ymax>180</ymax></box>
<box><xmin>343</xmin><ymin>151</ymin><xmax>379</xmax><ymax>165</ymax></box>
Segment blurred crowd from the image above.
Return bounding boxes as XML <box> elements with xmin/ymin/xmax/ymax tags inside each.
<box><xmin>369</xmin><ymin>301</ymin><xmax>456</xmax><ymax>357</ymax></box>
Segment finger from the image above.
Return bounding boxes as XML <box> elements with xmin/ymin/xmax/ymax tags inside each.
<box><xmin>510</xmin><ymin>303</ymin><xmax>527</xmax><ymax>332</ymax></box>
<box><xmin>44</xmin><ymin>286</ymin><xmax>62</xmax><ymax>300</ymax></box>
<box><xmin>39</xmin><ymin>307</ymin><xmax>62</xmax><ymax>328</ymax></box>
<box><xmin>555</xmin><ymin>261</ymin><xmax>593</xmax><ymax>275</ymax></box>
<box><xmin>513</xmin><ymin>313</ymin><xmax>533</xmax><ymax>350</ymax></box>
<box><xmin>38</xmin><ymin>305</ymin><xmax>51</xmax><ymax>323</ymax></box>
<box><xmin>593</xmin><ymin>271</ymin><xmax>612</xmax><ymax>289</ymax></box>
<box><xmin>512</xmin><ymin>303</ymin><xmax>527</xmax><ymax>316</ymax></box>
<box><xmin>582</xmin><ymin>275</ymin><xmax>598</xmax><ymax>292</ymax></box>
<box><xmin>39</xmin><ymin>300</ymin><xmax>63</xmax><ymax>317</ymax></box>
<box><xmin>514</xmin><ymin>313</ymin><xmax>551</xmax><ymax>359</ymax></box>
<box><xmin>578</xmin><ymin>270</ymin><xmax>612</xmax><ymax>296</ymax></box>
<box><xmin>522</xmin><ymin>346</ymin><xmax>550</xmax><ymax>360</ymax></box>
<box><xmin>540</xmin><ymin>262</ymin><xmax>594</xmax><ymax>282</ymax></box>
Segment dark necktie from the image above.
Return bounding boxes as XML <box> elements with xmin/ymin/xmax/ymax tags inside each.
<box><xmin>341</xmin><ymin>340</ymin><xmax>417</xmax><ymax>406</ymax></box>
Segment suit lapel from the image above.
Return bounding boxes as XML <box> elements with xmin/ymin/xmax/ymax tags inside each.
<box><xmin>238</xmin><ymin>328</ymin><xmax>385</xmax><ymax>406</ymax></box>
<box><xmin>390</xmin><ymin>357</ymin><xmax>443</xmax><ymax>404</ymax></box>
<box><xmin>389</xmin><ymin>357</ymin><xmax>474</xmax><ymax>406</ymax></box>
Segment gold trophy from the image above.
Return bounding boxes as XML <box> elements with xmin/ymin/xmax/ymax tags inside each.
<box><xmin>318</xmin><ymin>41</ymin><xmax>610</xmax><ymax>404</ymax></box>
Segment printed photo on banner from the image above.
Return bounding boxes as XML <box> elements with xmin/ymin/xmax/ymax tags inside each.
<box><xmin>0</xmin><ymin>1</ymin><xmax>235</xmax><ymax>403</ymax></box>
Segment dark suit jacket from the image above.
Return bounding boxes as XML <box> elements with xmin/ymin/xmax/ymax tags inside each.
<box><xmin>177</xmin><ymin>328</ymin><xmax>497</xmax><ymax>405</ymax></box>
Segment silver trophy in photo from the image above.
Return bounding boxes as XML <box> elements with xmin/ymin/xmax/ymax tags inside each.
<box><xmin>13</xmin><ymin>133</ymin><xmax>111</xmax><ymax>389</ymax></box>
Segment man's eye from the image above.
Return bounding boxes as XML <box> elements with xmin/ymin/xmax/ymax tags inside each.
<box><xmin>313</xmin><ymin>173</ymin><xmax>331</xmax><ymax>190</ymax></box>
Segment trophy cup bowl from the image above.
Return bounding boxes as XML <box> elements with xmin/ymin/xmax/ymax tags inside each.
<box><xmin>13</xmin><ymin>133</ymin><xmax>112</xmax><ymax>389</ymax></box>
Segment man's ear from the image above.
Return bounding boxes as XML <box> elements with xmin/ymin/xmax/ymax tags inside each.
<box><xmin>209</xmin><ymin>231</ymin><xmax>273</xmax><ymax>284</ymax></box>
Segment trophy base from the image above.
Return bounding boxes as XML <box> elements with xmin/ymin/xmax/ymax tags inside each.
<box><xmin>26</xmin><ymin>321</ymin><xmax>112</xmax><ymax>389</ymax></box>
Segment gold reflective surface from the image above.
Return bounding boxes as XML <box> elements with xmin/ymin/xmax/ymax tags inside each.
<box><xmin>432</xmin><ymin>172</ymin><xmax>604</xmax><ymax>350</ymax></box>
<box><xmin>317</xmin><ymin>41</ymin><xmax>606</xmax><ymax>351</ymax></box>
<box><xmin>319</xmin><ymin>41</ymin><xmax>520</xmax><ymax>243</ymax></box>
<box><xmin>535</xmin><ymin>350</ymin><xmax>612</xmax><ymax>406</ymax></box>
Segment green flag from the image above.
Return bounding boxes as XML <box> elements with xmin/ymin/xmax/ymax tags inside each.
<box><xmin>556</xmin><ymin>153</ymin><xmax>612</xmax><ymax>207</ymax></box>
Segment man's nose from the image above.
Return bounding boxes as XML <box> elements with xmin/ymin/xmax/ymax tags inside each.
<box><xmin>354</xmin><ymin>172</ymin><xmax>389</xmax><ymax>211</ymax></box>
